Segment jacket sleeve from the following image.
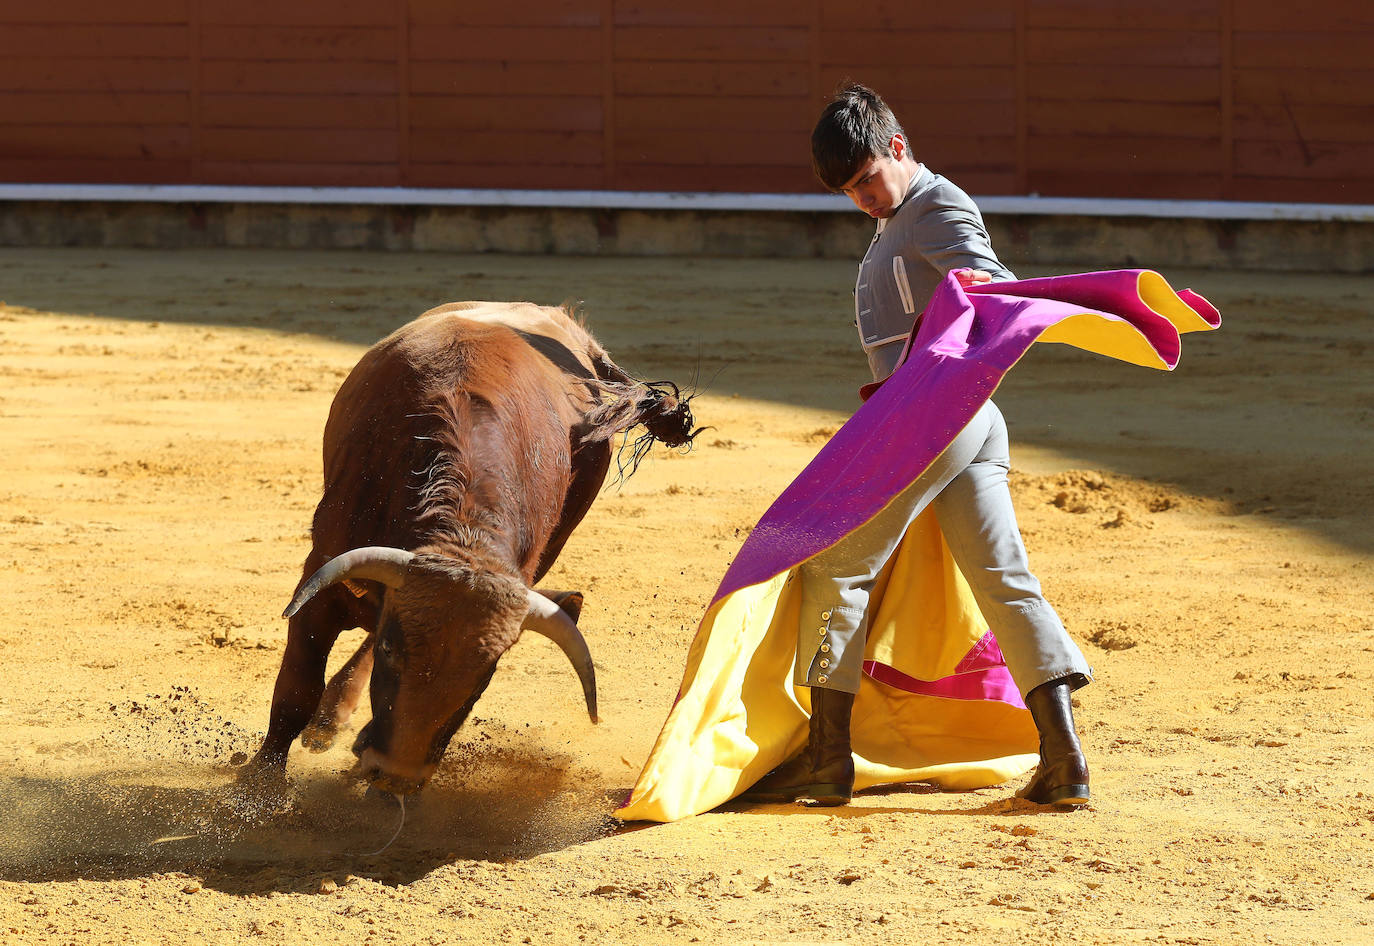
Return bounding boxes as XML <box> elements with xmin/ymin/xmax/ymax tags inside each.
<box><xmin>911</xmin><ymin>186</ymin><xmax>1017</xmax><ymax>282</ymax></box>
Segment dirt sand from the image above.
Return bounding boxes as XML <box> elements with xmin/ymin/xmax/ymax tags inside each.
<box><xmin>0</xmin><ymin>247</ymin><xmax>1371</xmax><ymax>945</ymax></box>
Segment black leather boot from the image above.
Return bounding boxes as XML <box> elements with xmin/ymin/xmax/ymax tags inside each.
<box><xmin>741</xmin><ymin>687</ymin><xmax>856</xmax><ymax>806</ymax></box>
<box><xmin>1018</xmin><ymin>678</ymin><xmax>1090</xmax><ymax>806</ymax></box>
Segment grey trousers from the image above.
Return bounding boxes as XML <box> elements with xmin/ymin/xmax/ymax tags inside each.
<box><xmin>794</xmin><ymin>400</ymin><xmax>1092</xmax><ymax>698</ymax></box>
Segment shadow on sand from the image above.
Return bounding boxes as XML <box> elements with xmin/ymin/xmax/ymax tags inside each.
<box><xmin>0</xmin><ymin>741</ymin><xmax>617</xmax><ymax>892</ymax></box>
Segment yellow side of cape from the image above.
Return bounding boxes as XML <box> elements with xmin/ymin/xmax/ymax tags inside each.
<box><xmin>614</xmin><ymin>510</ymin><xmax>1039</xmax><ymax>823</ymax></box>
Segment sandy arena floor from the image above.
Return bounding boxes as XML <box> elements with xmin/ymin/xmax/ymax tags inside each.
<box><xmin>0</xmin><ymin>247</ymin><xmax>1371</xmax><ymax>945</ymax></box>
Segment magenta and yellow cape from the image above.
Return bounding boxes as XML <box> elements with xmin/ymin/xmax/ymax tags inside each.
<box><xmin>616</xmin><ymin>271</ymin><xmax>1220</xmax><ymax>822</ymax></box>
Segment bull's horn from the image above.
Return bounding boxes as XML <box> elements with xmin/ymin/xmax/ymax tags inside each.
<box><xmin>523</xmin><ymin>590</ymin><xmax>599</xmax><ymax>724</ymax></box>
<box><xmin>283</xmin><ymin>547</ymin><xmax>416</xmax><ymax>619</ymax></box>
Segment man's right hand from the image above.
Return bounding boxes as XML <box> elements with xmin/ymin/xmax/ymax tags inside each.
<box><xmin>954</xmin><ymin>268</ymin><xmax>993</xmax><ymax>288</ymax></box>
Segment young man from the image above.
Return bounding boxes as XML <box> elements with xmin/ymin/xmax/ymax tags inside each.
<box><xmin>744</xmin><ymin>84</ymin><xmax>1093</xmax><ymax>807</ymax></box>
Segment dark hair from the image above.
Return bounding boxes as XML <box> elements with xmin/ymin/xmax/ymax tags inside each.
<box><xmin>810</xmin><ymin>84</ymin><xmax>906</xmax><ymax>191</ymax></box>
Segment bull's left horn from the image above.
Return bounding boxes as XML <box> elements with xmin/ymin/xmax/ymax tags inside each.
<box><xmin>523</xmin><ymin>590</ymin><xmax>599</xmax><ymax>724</ymax></box>
<box><xmin>283</xmin><ymin>547</ymin><xmax>416</xmax><ymax>619</ymax></box>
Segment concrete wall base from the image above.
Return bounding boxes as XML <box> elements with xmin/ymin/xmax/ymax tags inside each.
<box><xmin>1</xmin><ymin>200</ymin><xmax>1369</xmax><ymax>272</ymax></box>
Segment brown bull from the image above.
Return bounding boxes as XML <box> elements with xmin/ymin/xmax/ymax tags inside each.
<box><xmin>243</xmin><ymin>301</ymin><xmax>697</xmax><ymax>795</ymax></box>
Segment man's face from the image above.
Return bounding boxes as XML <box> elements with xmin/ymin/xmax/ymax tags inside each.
<box><xmin>839</xmin><ymin>134</ymin><xmax>914</xmax><ymax>219</ymax></box>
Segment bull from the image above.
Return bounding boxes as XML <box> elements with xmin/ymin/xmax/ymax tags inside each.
<box><xmin>242</xmin><ymin>301</ymin><xmax>697</xmax><ymax>795</ymax></box>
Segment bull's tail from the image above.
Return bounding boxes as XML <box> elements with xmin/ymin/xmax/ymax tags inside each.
<box><xmin>582</xmin><ymin>376</ymin><xmax>706</xmax><ymax>479</ymax></box>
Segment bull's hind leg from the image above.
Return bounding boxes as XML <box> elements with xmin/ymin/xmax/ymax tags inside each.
<box><xmin>300</xmin><ymin>634</ymin><xmax>375</xmax><ymax>752</ymax></box>
<box><xmin>242</xmin><ymin>591</ymin><xmax>357</xmax><ymax>782</ymax></box>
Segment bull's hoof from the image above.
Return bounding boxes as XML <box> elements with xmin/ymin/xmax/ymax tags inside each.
<box><xmin>299</xmin><ymin>723</ymin><xmax>338</xmax><ymax>753</ymax></box>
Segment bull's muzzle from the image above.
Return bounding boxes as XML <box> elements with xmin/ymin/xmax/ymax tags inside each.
<box><xmin>350</xmin><ymin>748</ymin><xmax>433</xmax><ymax>796</ymax></box>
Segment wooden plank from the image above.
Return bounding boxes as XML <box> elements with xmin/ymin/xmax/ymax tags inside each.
<box><xmin>1026</xmin><ymin>134</ymin><xmax>1224</xmax><ymax>175</ymax></box>
<box><xmin>1233</xmin><ymin>103</ymin><xmax>1374</xmax><ymax>144</ymax></box>
<box><xmin>614</xmin><ymin>129</ymin><xmax>809</xmax><ymax>165</ymax></box>
<box><xmin>1237</xmin><ymin>1</ymin><xmax>1374</xmax><ymax>31</ymax></box>
<box><xmin>200</xmin><ymin>60</ymin><xmax>399</xmax><ymax>95</ymax></box>
<box><xmin>1027</xmin><ymin>101</ymin><xmax>1223</xmax><ymax>139</ymax></box>
<box><xmin>613</xmin><ymin>0</ymin><xmax>808</xmax><ymax>27</ymax></box>
<box><xmin>1026</xmin><ymin>29</ymin><xmax>1220</xmax><ymax>67</ymax></box>
<box><xmin>0</xmin><ymin>123</ymin><xmax>191</xmax><ymax>160</ymax></box>
<box><xmin>409</xmin><ymin>95</ymin><xmax>602</xmax><ymax>132</ymax></box>
<box><xmin>601</xmin><ymin>0</ymin><xmax>614</xmax><ymax>188</ymax></box>
<box><xmin>937</xmin><ymin>169</ymin><xmax>1019</xmax><ymax>196</ymax></box>
<box><xmin>614</xmin><ymin>61</ymin><xmax>808</xmax><ymax>97</ymax></box>
<box><xmin>1234</xmin><ymin>139</ymin><xmax>1374</xmax><ymax>180</ymax></box>
<box><xmin>410</xmin><ymin>129</ymin><xmax>604</xmax><ymax>165</ymax></box>
<box><xmin>409</xmin><ymin>0</ymin><xmax>601</xmax><ymax>27</ymax></box>
<box><xmin>0</xmin><ymin>157</ymin><xmax>191</xmax><ymax>183</ymax></box>
<box><xmin>614</xmin><ymin>95</ymin><xmax>813</xmax><ymax>132</ymax></box>
<box><xmin>0</xmin><ymin>92</ymin><xmax>189</xmax><ymax>125</ymax></box>
<box><xmin>817</xmin><ymin>30</ymin><xmax>1016</xmax><ymax>67</ymax></box>
<box><xmin>1026</xmin><ymin>65</ymin><xmax>1221</xmax><ymax>104</ymax></box>
<box><xmin>200</xmin><ymin>160</ymin><xmax>399</xmax><ymax>186</ymax></box>
<box><xmin>0</xmin><ymin>0</ymin><xmax>188</xmax><ymax>24</ymax></box>
<box><xmin>612</xmin><ymin>162</ymin><xmax>818</xmax><ymax>192</ymax></box>
<box><xmin>1027</xmin><ymin>0</ymin><xmax>1220</xmax><ymax>31</ymax></box>
<box><xmin>199</xmin><ymin>26</ymin><xmax>399</xmax><ymax>62</ymax></box>
<box><xmin>200</xmin><ymin>94</ymin><xmax>397</xmax><ymax>129</ymax></box>
<box><xmin>1026</xmin><ymin>169</ymin><xmax>1225</xmax><ymax>199</ymax></box>
<box><xmin>817</xmin><ymin>1</ymin><xmax>1017</xmax><ymax>31</ymax></box>
<box><xmin>0</xmin><ymin>25</ymin><xmax>189</xmax><ymax>59</ymax></box>
<box><xmin>1234</xmin><ymin>68</ymin><xmax>1374</xmax><ymax>106</ymax></box>
<box><xmin>405</xmin><ymin>162</ymin><xmax>606</xmax><ymax>189</ymax></box>
<box><xmin>1234</xmin><ymin>31</ymin><xmax>1374</xmax><ymax>70</ymax></box>
<box><xmin>410</xmin><ymin>26</ymin><xmax>602</xmax><ymax>62</ymax></box>
<box><xmin>909</xmin><ymin>135</ymin><xmax>1019</xmax><ymax>173</ymax></box>
<box><xmin>199</xmin><ymin>0</ymin><xmax>393</xmax><ymax>27</ymax></box>
<box><xmin>881</xmin><ymin>99</ymin><xmax>1019</xmax><ymax>135</ymax></box>
<box><xmin>817</xmin><ymin>66</ymin><xmax>1017</xmax><ymax>103</ymax></box>
<box><xmin>614</xmin><ymin>26</ymin><xmax>808</xmax><ymax>62</ymax></box>
<box><xmin>198</xmin><ymin>127</ymin><xmax>398</xmax><ymax>164</ymax></box>
<box><xmin>411</xmin><ymin>61</ymin><xmax>604</xmax><ymax>96</ymax></box>
<box><xmin>4</xmin><ymin>59</ymin><xmax>127</xmax><ymax>96</ymax></box>
<box><xmin>1230</xmin><ymin>175</ymin><xmax>1374</xmax><ymax>202</ymax></box>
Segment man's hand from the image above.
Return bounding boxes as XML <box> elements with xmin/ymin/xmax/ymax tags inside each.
<box><xmin>954</xmin><ymin>268</ymin><xmax>993</xmax><ymax>288</ymax></box>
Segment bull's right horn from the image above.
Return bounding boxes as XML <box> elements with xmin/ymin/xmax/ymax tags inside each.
<box><xmin>523</xmin><ymin>590</ymin><xmax>599</xmax><ymax>724</ymax></box>
<box><xmin>283</xmin><ymin>547</ymin><xmax>416</xmax><ymax>618</ymax></box>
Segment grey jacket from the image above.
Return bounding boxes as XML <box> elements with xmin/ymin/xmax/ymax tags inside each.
<box><xmin>854</xmin><ymin>164</ymin><xmax>1014</xmax><ymax>381</ymax></box>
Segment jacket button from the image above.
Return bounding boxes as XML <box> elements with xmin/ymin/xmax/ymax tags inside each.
<box><xmin>817</xmin><ymin>674</ymin><xmax>828</xmax><ymax>684</ymax></box>
<box><xmin>820</xmin><ymin>611</ymin><xmax>831</xmax><ymax>621</ymax></box>
<box><xmin>820</xmin><ymin>644</ymin><xmax>830</xmax><ymax>653</ymax></box>
<box><xmin>819</xmin><ymin>659</ymin><xmax>829</xmax><ymax>668</ymax></box>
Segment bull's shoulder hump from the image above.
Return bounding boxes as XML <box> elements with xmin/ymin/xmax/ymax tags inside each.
<box><xmin>411</xmin><ymin>302</ymin><xmax>600</xmax><ymax>367</ymax></box>
<box><xmin>417</xmin><ymin>300</ymin><xmax>572</xmax><ymax>333</ymax></box>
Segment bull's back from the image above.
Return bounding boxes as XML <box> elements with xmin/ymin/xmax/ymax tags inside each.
<box><xmin>313</xmin><ymin>313</ymin><xmax>580</xmax><ymax>568</ymax></box>
<box><xmin>417</xmin><ymin>302</ymin><xmax>603</xmax><ymax>377</ymax></box>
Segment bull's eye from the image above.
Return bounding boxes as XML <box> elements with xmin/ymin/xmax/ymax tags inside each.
<box><xmin>376</xmin><ymin>614</ymin><xmax>403</xmax><ymax>663</ymax></box>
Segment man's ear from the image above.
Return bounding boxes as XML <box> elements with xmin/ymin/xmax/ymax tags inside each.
<box><xmin>889</xmin><ymin>133</ymin><xmax>907</xmax><ymax>161</ymax></box>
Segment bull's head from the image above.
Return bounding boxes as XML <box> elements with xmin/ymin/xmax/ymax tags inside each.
<box><xmin>283</xmin><ymin>547</ymin><xmax>597</xmax><ymax>795</ymax></box>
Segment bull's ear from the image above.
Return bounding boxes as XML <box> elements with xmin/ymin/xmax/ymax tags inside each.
<box><xmin>536</xmin><ymin>589</ymin><xmax>584</xmax><ymax>624</ymax></box>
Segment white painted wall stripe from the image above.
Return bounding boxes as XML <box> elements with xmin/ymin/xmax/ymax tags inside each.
<box><xmin>1</xmin><ymin>184</ymin><xmax>1372</xmax><ymax>222</ymax></box>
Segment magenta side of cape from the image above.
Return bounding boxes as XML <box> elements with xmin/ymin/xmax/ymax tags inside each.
<box><xmin>704</xmin><ymin>270</ymin><xmax>1214</xmax><ymax>705</ymax></box>
<box><xmin>863</xmin><ymin>632</ymin><xmax>1025</xmax><ymax>707</ymax></box>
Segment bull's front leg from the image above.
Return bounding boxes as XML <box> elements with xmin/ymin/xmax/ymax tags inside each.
<box><xmin>241</xmin><ymin>593</ymin><xmax>354</xmax><ymax>782</ymax></box>
<box><xmin>300</xmin><ymin>633</ymin><xmax>375</xmax><ymax>752</ymax></box>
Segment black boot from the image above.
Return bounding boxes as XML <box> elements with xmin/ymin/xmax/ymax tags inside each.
<box><xmin>1018</xmin><ymin>678</ymin><xmax>1090</xmax><ymax>806</ymax></box>
<box><xmin>741</xmin><ymin>687</ymin><xmax>855</xmax><ymax>806</ymax></box>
